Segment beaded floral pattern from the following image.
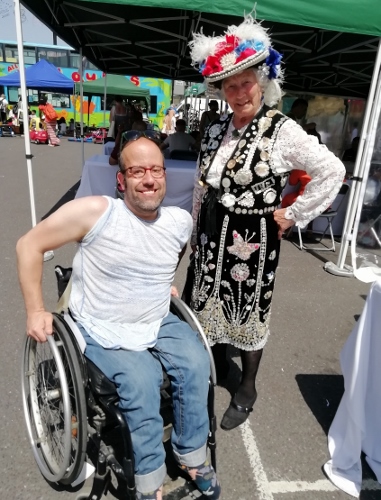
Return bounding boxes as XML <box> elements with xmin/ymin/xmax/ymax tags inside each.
<box><xmin>187</xmin><ymin>107</ymin><xmax>345</xmax><ymax>350</ymax></box>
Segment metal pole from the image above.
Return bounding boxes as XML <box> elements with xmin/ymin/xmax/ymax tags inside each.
<box><xmin>103</xmin><ymin>73</ymin><xmax>107</xmax><ymax>129</ymax></box>
<box><xmin>73</xmin><ymin>87</ymin><xmax>76</xmax><ymax>137</ymax></box>
<box><xmin>324</xmin><ymin>38</ymin><xmax>381</xmax><ymax>277</ymax></box>
<box><xmin>14</xmin><ymin>0</ymin><xmax>37</xmax><ymax>227</ymax></box>
<box><xmin>350</xmin><ymin>69</ymin><xmax>381</xmax><ymax>274</ymax></box>
<box><xmin>79</xmin><ymin>47</ymin><xmax>84</xmax><ymax>169</ymax></box>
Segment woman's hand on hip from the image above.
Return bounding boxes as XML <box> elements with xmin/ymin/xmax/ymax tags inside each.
<box><xmin>273</xmin><ymin>208</ymin><xmax>295</xmax><ymax>240</ymax></box>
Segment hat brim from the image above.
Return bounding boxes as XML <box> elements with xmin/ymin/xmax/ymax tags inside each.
<box><xmin>204</xmin><ymin>49</ymin><xmax>269</xmax><ymax>83</ymax></box>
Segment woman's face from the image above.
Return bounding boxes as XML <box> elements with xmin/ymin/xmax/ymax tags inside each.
<box><xmin>222</xmin><ymin>69</ymin><xmax>262</xmax><ymax>120</ymax></box>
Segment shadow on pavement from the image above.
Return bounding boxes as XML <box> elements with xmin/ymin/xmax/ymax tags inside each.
<box><xmin>295</xmin><ymin>374</ymin><xmax>344</xmax><ymax>435</ymax></box>
<box><xmin>41</xmin><ymin>180</ymin><xmax>80</xmax><ymax>220</ymax></box>
<box><xmin>297</xmin><ymin>374</ymin><xmax>379</xmax><ymax>497</ymax></box>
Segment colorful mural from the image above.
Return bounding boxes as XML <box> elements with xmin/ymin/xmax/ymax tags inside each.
<box><xmin>0</xmin><ymin>62</ymin><xmax>172</xmax><ymax>128</ymax></box>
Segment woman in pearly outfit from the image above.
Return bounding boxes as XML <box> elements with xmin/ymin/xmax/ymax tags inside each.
<box><xmin>184</xmin><ymin>16</ymin><xmax>345</xmax><ymax>431</ymax></box>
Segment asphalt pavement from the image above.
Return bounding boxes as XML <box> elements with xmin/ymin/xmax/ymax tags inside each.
<box><xmin>0</xmin><ymin>135</ymin><xmax>379</xmax><ymax>499</ymax></box>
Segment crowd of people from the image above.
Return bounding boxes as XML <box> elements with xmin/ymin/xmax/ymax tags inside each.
<box><xmin>15</xmin><ymin>14</ymin><xmax>351</xmax><ymax>500</ymax></box>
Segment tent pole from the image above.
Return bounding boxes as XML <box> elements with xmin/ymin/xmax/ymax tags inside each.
<box><xmin>73</xmin><ymin>89</ymin><xmax>76</xmax><ymax>137</ymax></box>
<box><xmin>14</xmin><ymin>0</ymin><xmax>37</xmax><ymax>228</ymax></box>
<box><xmin>80</xmin><ymin>47</ymin><xmax>84</xmax><ymax>169</ymax></box>
<box><xmin>103</xmin><ymin>73</ymin><xmax>107</xmax><ymax>132</ymax></box>
<box><xmin>349</xmin><ymin>68</ymin><xmax>381</xmax><ymax>276</ymax></box>
<box><xmin>324</xmin><ymin>38</ymin><xmax>381</xmax><ymax>277</ymax></box>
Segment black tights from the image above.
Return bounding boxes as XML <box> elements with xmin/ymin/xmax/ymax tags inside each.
<box><xmin>212</xmin><ymin>344</ymin><xmax>263</xmax><ymax>401</ymax></box>
<box><xmin>239</xmin><ymin>349</ymin><xmax>263</xmax><ymax>401</ymax></box>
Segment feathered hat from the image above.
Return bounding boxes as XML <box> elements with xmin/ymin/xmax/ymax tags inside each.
<box><xmin>189</xmin><ymin>15</ymin><xmax>283</xmax><ymax>106</ymax></box>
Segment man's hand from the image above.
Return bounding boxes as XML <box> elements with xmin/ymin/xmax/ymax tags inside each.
<box><xmin>26</xmin><ymin>311</ymin><xmax>54</xmax><ymax>343</ymax></box>
<box><xmin>170</xmin><ymin>286</ymin><xmax>179</xmax><ymax>297</ymax></box>
<box><xmin>273</xmin><ymin>208</ymin><xmax>295</xmax><ymax>240</ymax></box>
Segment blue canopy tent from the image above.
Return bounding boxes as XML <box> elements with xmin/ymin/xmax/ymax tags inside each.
<box><xmin>0</xmin><ymin>58</ymin><xmax>74</xmax><ymax>93</ymax></box>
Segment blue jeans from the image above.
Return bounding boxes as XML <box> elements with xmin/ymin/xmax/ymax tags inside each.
<box><xmin>79</xmin><ymin>312</ymin><xmax>210</xmax><ymax>493</ymax></box>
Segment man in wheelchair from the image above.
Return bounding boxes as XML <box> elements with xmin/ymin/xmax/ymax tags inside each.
<box><xmin>16</xmin><ymin>131</ymin><xmax>220</xmax><ymax>500</ymax></box>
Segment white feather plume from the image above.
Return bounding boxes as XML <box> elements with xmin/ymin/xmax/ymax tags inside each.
<box><xmin>189</xmin><ymin>32</ymin><xmax>224</xmax><ymax>65</ymax></box>
<box><xmin>227</xmin><ymin>16</ymin><xmax>271</xmax><ymax>46</ymax></box>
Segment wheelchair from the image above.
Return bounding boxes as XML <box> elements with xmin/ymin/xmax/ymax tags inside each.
<box><xmin>21</xmin><ymin>266</ymin><xmax>217</xmax><ymax>500</ymax></box>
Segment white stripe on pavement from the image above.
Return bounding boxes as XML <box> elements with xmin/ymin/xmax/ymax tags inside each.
<box><xmin>240</xmin><ymin>421</ymin><xmax>381</xmax><ymax>497</ymax></box>
<box><xmin>240</xmin><ymin>420</ymin><xmax>274</xmax><ymax>500</ymax></box>
<box><xmin>269</xmin><ymin>478</ymin><xmax>381</xmax><ymax>493</ymax></box>
<box><xmin>269</xmin><ymin>479</ymin><xmax>337</xmax><ymax>493</ymax></box>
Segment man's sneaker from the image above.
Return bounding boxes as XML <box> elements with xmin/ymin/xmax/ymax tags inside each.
<box><xmin>179</xmin><ymin>459</ymin><xmax>221</xmax><ymax>499</ymax></box>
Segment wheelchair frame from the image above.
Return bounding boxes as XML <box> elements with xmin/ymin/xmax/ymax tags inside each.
<box><xmin>21</xmin><ymin>297</ymin><xmax>217</xmax><ymax>500</ymax></box>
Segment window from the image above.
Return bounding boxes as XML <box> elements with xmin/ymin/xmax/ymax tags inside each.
<box><xmin>69</xmin><ymin>53</ymin><xmax>80</xmax><ymax>69</ymax></box>
<box><xmin>38</xmin><ymin>48</ymin><xmax>69</xmax><ymax>67</ymax></box>
<box><xmin>0</xmin><ymin>44</ymin><xmax>4</xmax><ymax>62</ymax></box>
<box><xmin>50</xmin><ymin>93</ymin><xmax>70</xmax><ymax>108</ymax></box>
<box><xmin>5</xmin><ymin>45</ymin><xmax>18</xmax><ymax>63</ymax></box>
<box><xmin>150</xmin><ymin>95</ymin><xmax>157</xmax><ymax>115</ymax></box>
<box><xmin>3</xmin><ymin>46</ymin><xmax>36</xmax><ymax>64</ymax></box>
<box><xmin>68</xmin><ymin>52</ymin><xmax>99</xmax><ymax>70</ymax></box>
<box><xmin>24</xmin><ymin>48</ymin><xmax>36</xmax><ymax>64</ymax></box>
<box><xmin>7</xmin><ymin>88</ymin><xmax>39</xmax><ymax>104</ymax></box>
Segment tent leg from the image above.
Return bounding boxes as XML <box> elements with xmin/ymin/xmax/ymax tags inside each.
<box><xmin>103</xmin><ymin>74</ymin><xmax>107</xmax><ymax>137</ymax></box>
<box><xmin>80</xmin><ymin>47</ymin><xmax>84</xmax><ymax>170</ymax></box>
<box><xmin>14</xmin><ymin>0</ymin><xmax>53</xmax><ymax>260</ymax></box>
<box><xmin>14</xmin><ymin>0</ymin><xmax>37</xmax><ymax>228</ymax></box>
<box><xmin>324</xmin><ymin>38</ymin><xmax>381</xmax><ymax>277</ymax></box>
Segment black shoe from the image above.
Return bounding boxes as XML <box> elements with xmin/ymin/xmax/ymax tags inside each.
<box><xmin>220</xmin><ymin>391</ymin><xmax>257</xmax><ymax>431</ymax></box>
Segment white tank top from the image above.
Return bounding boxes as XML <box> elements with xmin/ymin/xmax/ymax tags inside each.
<box><xmin>69</xmin><ymin>197</ymin><xmax>192</xmax><ymax>351</ymax></box>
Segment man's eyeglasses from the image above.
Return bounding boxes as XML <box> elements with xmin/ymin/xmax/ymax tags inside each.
<box><xmin>123</xmin><ymin>166</ymin><xmax>166</xmax><ymax>179</ymax></box>
<box><xmin>120</xmin><ymin>130</ymin><xmax>161</xmax><ymax>151</ymax></box>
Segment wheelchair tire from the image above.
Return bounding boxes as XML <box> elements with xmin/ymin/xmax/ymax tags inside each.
<box><xmin>21</xmin><ymin>315</ymin><xmax>87</xmax><ymax>485</ymax></box>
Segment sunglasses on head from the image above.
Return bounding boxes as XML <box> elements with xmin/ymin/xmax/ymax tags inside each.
<box><xmin>120</xmin><ymin>130</ymin><xmax>161</xmax><ymax>152</ymax></box>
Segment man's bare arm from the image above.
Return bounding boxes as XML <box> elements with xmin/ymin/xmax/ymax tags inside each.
<box><xmin>16</xmin><ymin>196</ymin><xmax>109</xmax><ymax>342</ymax></box>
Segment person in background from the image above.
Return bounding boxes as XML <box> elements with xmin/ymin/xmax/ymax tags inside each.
<box><xmin>185</xmin><ymin>15</ymin><xmax>345</xmax><ymax>431</ymax></box>
<box><xmin>132</xmin><ymin>105</ymin><xmax>143</xmax><ymax>123</ymax></box>
<box><xmin>161</xmin><ymin>108</ymin><xmax>176</xmax><ymax>135</ymax></box>
<box><xmin>109</xmin><ymin>121</ymin><xmax>148</xmax><ymax>166</ymax></box>
<box><xmin>287</xmin><ymin>98</ymin><xmax>308</xmax><ymax>122</ymax></box>
<box><xmin>190</xmin><ymin>130</ymin><xmax>202</xmax><ymax>152</ymax></box>
<box><xmin>0</xmin><ymin>93</ymin><xmax>8</xmax><ymax>123</ymax></box>
<box><xmin>160</xmin><ymin>119</ymin><xmax>196</xmax><ymax>155</ymax></box>
<box><xmin>305</xmin><ymin>122</ymin><xmax>323</xmax><ymax>144</ymax></box>
<box><xmin>57</xmin><ymin>117</ymin><xmax>67</xmax><ymax>136</ymax></box>
<box><xmin>110</xmin><ymin>96</ymin><xmax>128</xmax><ymax>139</ymax></box>
<box><xmin>38</xmin><ymin>96</ymin><xmax>60</xmax><ymax>147</ymax></box>
<box><xmin>342</xmin><ymin>136</ymin><xmax>360</xmax><ymax>163</ymax></box>
<box><xmin>29</xmin><ymin>110</ymin><xmax>42</xmax><ymax>131</ymax></box>
<box><xmin>199</xmin><ymin>100</ymin><xmax>220</xmax><ymax>139</ymax></box>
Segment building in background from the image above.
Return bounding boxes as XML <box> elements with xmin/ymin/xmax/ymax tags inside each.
<box><xmin>0</xmin><ymin>40</ymin><xmax>172</xmax><ymax>128</ymax></box>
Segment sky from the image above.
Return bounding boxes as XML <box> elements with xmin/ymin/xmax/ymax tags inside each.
<box><xmin>0</xmin><ymin>2</ymin><xmax>69</xmax><ymax>46</ymax></box>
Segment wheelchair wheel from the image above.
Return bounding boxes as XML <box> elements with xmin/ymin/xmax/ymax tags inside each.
<box><xmin>21</xmin><ymin>315</ymin><xmax>87</xmax><ymax>485</ymax></box>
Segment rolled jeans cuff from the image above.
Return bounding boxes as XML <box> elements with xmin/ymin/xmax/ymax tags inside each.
<box><xmin>173</xmin><ymin>443</ymin><xmax>207</xmax><ymax>468</ymax></box>
<box><xmin>135</xmin><ymin>463</ymin><xmax>166</xmax><ymax>493</ymax></box>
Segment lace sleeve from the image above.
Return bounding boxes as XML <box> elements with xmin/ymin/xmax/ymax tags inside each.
<box><xmin>191</xmin><ymin>168</ymin><xmax>205</xmax><ymax>246</ymax></box>
<box><xmin>272</xmin><ymin>119</ymin><xmax>346</xmax><ymax>228</ymax></box>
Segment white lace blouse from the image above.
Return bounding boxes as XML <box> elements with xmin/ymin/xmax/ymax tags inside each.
<box><xmin>191</xmin><ymin>117</ymin><xmax>345</xmax><ymax>244</ymax></box>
